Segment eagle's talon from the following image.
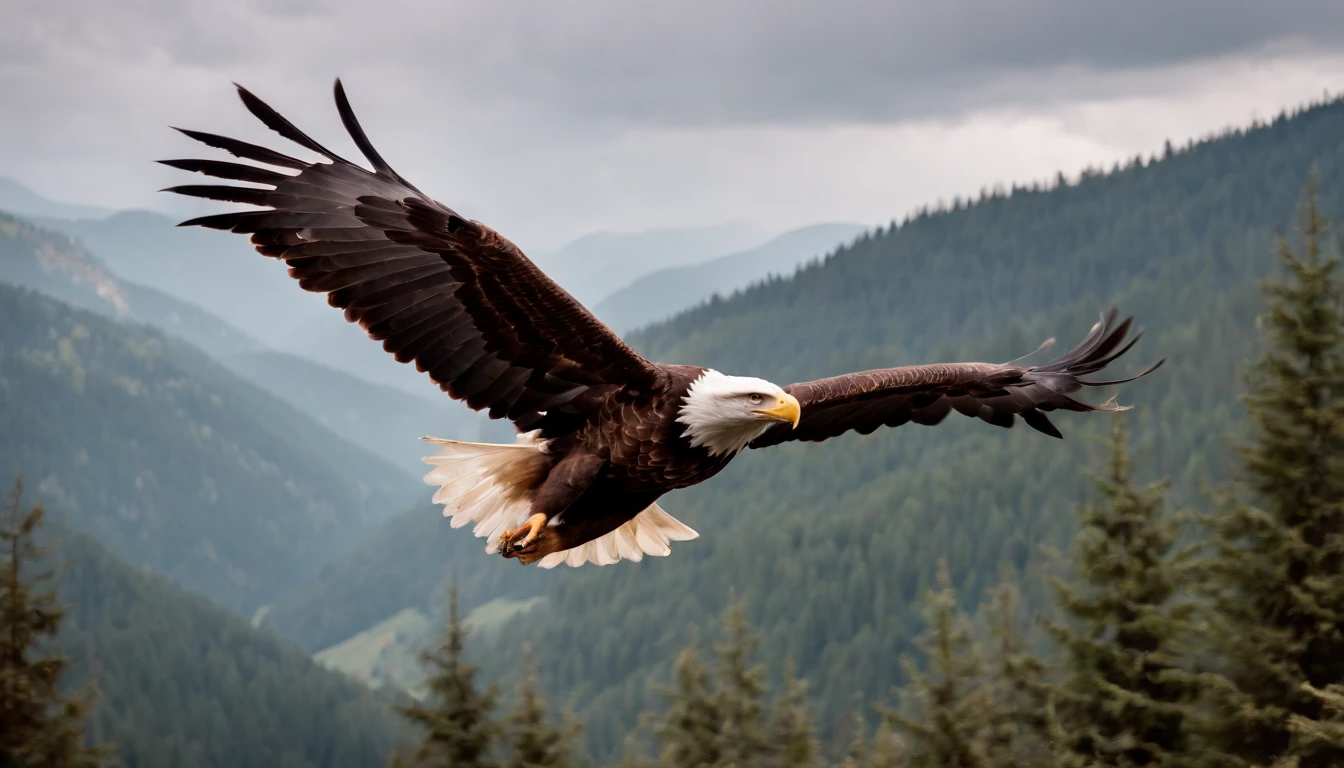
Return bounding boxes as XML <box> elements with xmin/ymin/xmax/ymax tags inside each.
<box><xmin>499</xmin><ymin>513</ymin><xmax>547</xmax><ymax>559</ymax></box>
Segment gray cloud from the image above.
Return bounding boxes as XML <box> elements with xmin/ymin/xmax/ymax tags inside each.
<box><xmin>1</xmin><ymin>0</ymin><xmax>1343</xmax><ymax>247</ymax></box>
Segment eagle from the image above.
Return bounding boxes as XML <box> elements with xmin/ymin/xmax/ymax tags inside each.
<box><xmin>161</xmin><ymin>81</ymin><xmax>1162</xmax><ymax>569</ymax></box>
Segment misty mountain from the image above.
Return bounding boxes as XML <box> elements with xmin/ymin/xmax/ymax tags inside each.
<box><xmin>0</xmin><ymin>283</ymin><xmax>417</xmax><ymax>613</ymax></box>
<box><xmin>0</xmin><ymin>209</ymin><xmax>492</xmax><ymax>466</ymax></box>
<box><xmin>533</xmin><ymin>220</ymin><xmax>772</xmax><ymax>305</ymax></box>
<box><xmin>594</xmin><ymin>222</ymin><xmax>868</xmax><ymax>332</ymax></box>
<box><xmin>0</xmin><ymin>176</ymin><xmax>113</xmax><ymax>221</ymax></box>
<box><xmin>0</xmin><ymin>211</ymin><xmax>260</xmax><ymax>357</ymax></box>
<box><xmin>52</xmin><ymin>523</ymin><xmax>408</xmax><ymax>767</ymax></box>
<box><xmin>265</xmin><ymin>97</ymin><xmax>1344</xmax><ymax>759</ymax></box>
<box><xmin>36</xmin><ymin>208</ymin><xmax>330</xmax><ymax>343</ymax></box>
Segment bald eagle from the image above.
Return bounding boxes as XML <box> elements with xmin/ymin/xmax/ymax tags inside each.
<box><xmin>161</xmin><ymin>81</ymin><xmax>1162</xmax><ymax>569</ymax></box>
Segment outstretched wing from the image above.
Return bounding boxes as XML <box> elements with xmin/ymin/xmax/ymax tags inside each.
<box><xmin>160</xmin><ymin>80</ymin><xmax>663</xmax><ymax>428</ymax></box>
<box><xmin>750</xmin><ymin>309</ymin><xmax>1161</xmax><ymax>448</ymax></box>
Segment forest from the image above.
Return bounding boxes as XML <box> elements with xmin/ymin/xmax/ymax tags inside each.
<box><xmin>2</xmin><ymin>93</ymin><xmax>1344</xmax><ymax>767</ymax></box>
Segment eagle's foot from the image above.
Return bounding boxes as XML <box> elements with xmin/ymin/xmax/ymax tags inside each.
<box><xmin>499</xmin><ymin>513</ymin><xmax>548</xmax><ymax>558</ymax></box>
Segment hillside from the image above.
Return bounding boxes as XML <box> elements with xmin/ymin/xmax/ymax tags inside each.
<box><xmin>0</xmin><ymin>211</ymin><xmax>258</xmax><ymax>357</ymax></box>
<box><xmin>225</xmin><ymin>350</ymin><xmax>493</xmax><ymax>472</ymax></box>
<box><xmin>262</xmin><ymin>501</ymin><xmax>547</xmax><ymax>653</ymax></box>
<box><xmin>0</xmin><ymin>283</ymin><xmax>417</xmax><ymax>613</ymax></box>
<box><xmin>595</xmin><ymin>222</ymin><xmax>867</xmax><ymax>332</ymax></box>
<box><xmin>268</xmin><ymin>98</ymin><xmax>1344</xmax><ymax>759</ymax></box>
<box><xmin>50</xmin><ymin>523</ymin><xmax>409</xmax><ymax>767</ymax></box>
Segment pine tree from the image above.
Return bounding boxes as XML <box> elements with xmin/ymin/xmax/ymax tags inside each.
<box><xmin>712</xmin><ymin>602</ymin><xmax>773</xmax><ymax>768</ymax></box>
<box><xmin>1041</xmin><ymin>418</ymin><xmax>1200</xmax><ymax>767</ymax></box>
<box><xmin>1196</xmin><ymin>180</ymin><xmax>1344</xmax><ymax>768</ymax></box>
<box><xmin>885</xmin><ymin>560</ymin><xmax>994</xmax><ymax>768</ymax></box>
<box><xmin>655</xmin><ymin>644</ymin><xmax>721</xmax><ymax>768</ymax></box>
<box><xmin>0</xmin><ymin>474</ymin><xmax>111</xmax><ymax>767</ymax></box>
<box><xmin>393</xmin><ymin>588</ymin><xmax>498</xmax><ymax>768</ymax></box>
<box><xmin>981</xmin><ymin>567</ymin><xmax>1049</xmax><ymax>767</ymax></box>
<box><xmin>503</xmin><ymin>651</ymin><xmax>580</xmax><ymax>768</ymax></box>
<box><xmin>770</xmin><ymin>662</ymin><xmax>819</xmax><ymax>768</ymax></box>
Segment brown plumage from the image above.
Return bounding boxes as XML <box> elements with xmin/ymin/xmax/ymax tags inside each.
<box><xmin>161</xmin><ymin>81</ymin><xmax>1162</xmax><ymax>568</ymax></box>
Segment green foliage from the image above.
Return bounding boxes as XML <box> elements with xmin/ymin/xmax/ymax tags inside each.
<box><xmin>1040</xmin><ymin>419</ymin><xmax>1201</xmax><ymax>766</ymax></box>
<box><xmin>395</xmin><ymin>589</ymin><xmax>500</xmax><ymax>768</ymax></box>
<box><xmin>503</xmin><ymin>653</ymin><xmax>582</xmax><ymax>768</ymax></box>
<box><xmin>884</xmin><ymin>561</ymin><xmax>997</xmax><ymax>768</ymax></box>
<box><xmin>1195</xmin><ymin>181</ymin><xmax>1344</xmax><ymax>768</ymax></box>
<box><xmin>0</xmin><ymin>475</ymin><xmax>110</xmax><ymax>767</ymax></box>
<box><xmin>0</xmin><ymin>283</ymin><xmax>414</xmax><ymax>613</ymax></box>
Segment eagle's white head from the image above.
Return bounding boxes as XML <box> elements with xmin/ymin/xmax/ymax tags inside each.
<box><xmin>676</xmin><ymin>370</ymin><xmax>801</xmax><ymax>456</ymax></box>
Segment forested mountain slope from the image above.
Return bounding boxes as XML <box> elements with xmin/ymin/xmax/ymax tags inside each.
<box><xmin>267</xmin><ymin>98</ymin><xmax>1344</xmax><ymax>760</ymax></box>
<box><xmin>0</xmin><ymin>284</ymin><xmax>416</xmax><ymax>613</ymax></box>
<box><xmin>51</xmin><ymin>523</ymin><xmax>408</xmax><ymax>767</ymax></box>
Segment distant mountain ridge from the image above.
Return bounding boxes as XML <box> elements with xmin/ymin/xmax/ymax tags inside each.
<box><xmin>0</xmin><ymin>176</ymin><xmax>113</xmax><ymax>221</ymax></box>
<box><xmin>594</xmin><ymin>222</ymin><xmax>867</xmax><ymax>332</ymax></box>
<box><xmin>533</xmin><ymin>220</ymin><xmax>773</xmax><ymax>306</ymax></box>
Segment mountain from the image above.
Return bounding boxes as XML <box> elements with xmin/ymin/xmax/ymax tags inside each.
<box><xmin>0</xmin><ymin>283</ymin><xmax>418</xmax><ymax>613</ymax></box>
<box><xmin>0</xmin><ymin>211</ymin><xmax>259</xmax><ymax>357</ymax></box>
<box><xmin>533</xmin><ymin>221</ymin><xmax>772</xmax><ymax>306</ymax></box>
<box><xmin>51</xmin><ymin>523</ymin><xmax>409</xmax><ymax>767</ymax></box>
<box><xmin>594</xmin><ymin>222</ymin><xmax>868</xmax><ymax>332</ymax></box>
<box><xmin>225</xmin><ymin>350</ymin><xmax>494</xmax><ymax>472</ymax></box>
<box><xmin>0</xmin><ymin>177</ymin><xmax>113</xmax><ymax>221</ymax></box>
<box><xmin>36</xmin><ymin>209</ymin><xmax>329</xmax><ymax>343</ymax></box>
<box><xmin>0</xmin><ymin>210</ymin><xmax>490</xmax><ymax>478</ymax></box>
<box><xmin>266</xmin><ymin>97</ymin><xmax>1344</xmax><ymax>759</ymax></box>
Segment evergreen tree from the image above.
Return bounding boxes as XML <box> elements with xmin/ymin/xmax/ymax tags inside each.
<box><xmin>981</xmin><ymin>567</ymin><xmax>1049</xmax><ymax>767</ymax></box>
<box><xmin>1042</xmin><ymin>418</ymin><xmax>1200</xmax><ymax>767</ymax></box>
<box><xmin>655</xmin><ymin>644</ymin><xmax>721</xmax><ymax>768</ymax></box>
<box><xmin>503</xmin><ymin>652</ymin><xmax>580</xmax><ymax>768</ymax></box>
<box><xmin>770</xmin><ymin>662</ymin><xmax>819</xmax><ymax>768</ymax></box>
<box><xmin>885</xmin><ymin>560</ymin><xmax>994</xmax><ymax>768</ymax></box>
<box><xmin>393</xmin><ymin>588</ymin><xmax>498</xmax><ymax>768</ymax></box>
<box><xmin>1196</xmin><ymin>180</ymin><xmax>1344</xmax><ymax>768</ymax></box>
<box><xmin>0</xmin><ymin>475</ymin><xmax>110</xmax><ymax>767</ymax></box>
<box><xmin>712</xmin><ymin>602</ymin><xmax>774</xmax><ymax>768</ymax></box>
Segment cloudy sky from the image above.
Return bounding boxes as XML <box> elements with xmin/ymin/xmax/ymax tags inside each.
<box><xmin>4</xmin><ymin>0</ymin><xmax>1344</xmax><ymax>252</ymax></box>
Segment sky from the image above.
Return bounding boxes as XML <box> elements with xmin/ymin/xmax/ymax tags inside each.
<box><xmin>4</xmin><ymin>1</ymin><xmax>1344</xmax><ymax>253</ymax></box>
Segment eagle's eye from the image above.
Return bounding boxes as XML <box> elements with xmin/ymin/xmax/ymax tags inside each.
<box><xmin>748</xmin><ymin>393</ymin><xmax>764</xmax><ymax>404</ymax></box>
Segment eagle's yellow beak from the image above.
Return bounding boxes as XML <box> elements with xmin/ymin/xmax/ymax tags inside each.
<box><xmin>755</xmin><ymin>393</ymin><xmax>801</xmax><ymax>429</ymax></box>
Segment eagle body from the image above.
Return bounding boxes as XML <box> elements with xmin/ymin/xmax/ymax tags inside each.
<box><xmin>161</xmin><ymin>81</ymin><xmax>1163</xmax><ymax>569</ymax></box>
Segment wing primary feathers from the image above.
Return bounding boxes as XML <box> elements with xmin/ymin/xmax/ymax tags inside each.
<box><xmin>232</xmin><ymin>83</ymin><xmax>354</xmax><ymax>165</ymax></box>
<box><xmin>1002</xmin><ymin>336</ymin><xmax>1056</xmax><ymax>365</ymax></box>
<box><xmin>156</xmin><ymin>158</ymin><xmax>290</xmax><ymax>186</ymax></box>
<box><xmin>171</xmin><ymin>127</ymin><xmax>308</xmax><ymax>169</ymax></box>
<box><xmin>160</xmin><ymin>184</ymin><xmax>272</xmax><ymax>206</ymax></box>
<box><xmin>331</xmin><ymin>79</ymin><xmax>424</xmax><ymax>194</ymax></box>
<box><xmin>1078</xmin><ymin>357</ymin><xmax>1166</xmax><ymax>387</ymax></box>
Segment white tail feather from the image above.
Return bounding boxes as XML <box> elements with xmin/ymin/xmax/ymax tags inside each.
<box><xmin>421</xmin><ymin>432</ymin><xmax>550</xmax><ymax>554</ymax></box>
<box><xmin>536</xmin><ymin>502</ymin><xmax>699</xmax><ymax>569</ymax></box>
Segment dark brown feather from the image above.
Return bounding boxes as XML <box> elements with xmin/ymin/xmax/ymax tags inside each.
<box><xmin>751</xmin><ymin>309</ymin><xmax>1162</xmax><ymax>448</ymax></box>
<box><xmin>162</xmin><ymin>79</ymin><xmax>664</xmax><ymax>432</ymax></box>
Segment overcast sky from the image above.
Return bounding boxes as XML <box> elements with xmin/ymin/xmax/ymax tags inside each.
<box><xmin>4</xmin><ymin>1</ymin><xmax>1344</xmax><ymax>252</ymax></box>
